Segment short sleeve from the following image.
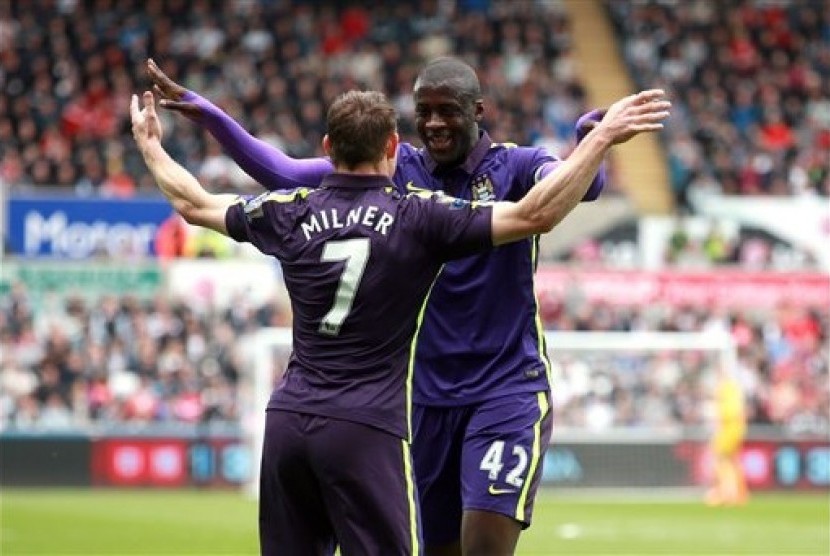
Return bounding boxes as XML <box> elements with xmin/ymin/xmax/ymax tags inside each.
<box><xmin>224</xmin><ymin>191</ymin><xmax>295</xmax><ymax>257</ymax></box>
<box><xmin>404</xmin><ymin>192</ymin><xmax>493</xmax><ymax>261</ymax></box>
<box><xmin>514</xmin><ymin>147</ymin><xmax>559</xmax><ymax>194</ymax></box>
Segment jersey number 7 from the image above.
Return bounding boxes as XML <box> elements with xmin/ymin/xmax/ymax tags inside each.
<box><xmin>319</xmin><ymin>238</ymin><xmax>371</xmax><ymax>336</ymax></box>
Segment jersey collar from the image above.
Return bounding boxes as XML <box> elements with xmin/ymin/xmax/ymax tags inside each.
<box><xmin>320</xmin><ymin>173</ymin><xmax>395</xmax><ymax>189</ymax></box>
<box><xmin>423</xmin><ymin>130</ymin><xmax>493</xmax><ymax>175</ymax></box>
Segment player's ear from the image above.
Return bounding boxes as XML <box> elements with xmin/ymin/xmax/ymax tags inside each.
<box><xmin>386</xmin><ymin>132</ymin><xmax>399</xmax><ymax>160</ymax></box>
<box><xmin>322</xmin><ymin>134</ymin><xmax>332</xmax><ymax>157</ymax></box>
<box><xmin>474</xmin><ymin>99</ymin><xmax>484</xmax><ymax>122</ymax></box>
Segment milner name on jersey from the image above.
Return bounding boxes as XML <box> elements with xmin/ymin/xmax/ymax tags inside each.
<box><xmin>301</xmin><ymin>205</ymin><xmax>395</xmax><ymax>240</ymax></box>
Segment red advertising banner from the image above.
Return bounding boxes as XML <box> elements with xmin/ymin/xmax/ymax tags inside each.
<box><xmin>535</xmin><ymin>267</ymin><xmax>830</xmax><ymax>309</ymax></box>
<box><xmin>92</xmin><ymin>439</ymin><xmax>188</xmax><ymax>487</ymax></box>
<box><xmin>678</xmin><ymin>439</ymin><xmax>830</xmax><ymax>491</ymax></box>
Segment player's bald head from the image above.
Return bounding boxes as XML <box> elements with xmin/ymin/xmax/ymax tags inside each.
<box><xmin>414</xmin><ymin>57</ymin><xmax>482</xmax><ymax>103</ymax></box>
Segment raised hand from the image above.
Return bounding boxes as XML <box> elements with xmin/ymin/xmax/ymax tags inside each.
<box><xmin>130</xmin><ymin>91</ymin><xmax>163</xmax><ymax>150</ymax></box>
<box><xmin>147</xmin><ymin>58</ymin><xmax>204</xmax><ymax>121</ymax></box>
<box><xmin>597</xmin><ymin>89</ymin><xmax>671</xmax><ymax>145</ymax></box>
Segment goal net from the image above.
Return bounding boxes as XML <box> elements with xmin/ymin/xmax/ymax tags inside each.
<box><xmin>241</xmin><ymin>328</ymin><xmax>736</xmax><ymax>496</ymax></box>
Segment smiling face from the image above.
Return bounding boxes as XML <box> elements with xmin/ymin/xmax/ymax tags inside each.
<box><xmin>412</xmin><ymin>57</ymin><xmax>485</xmax><ymax>168</ymax></box>
<box><xmin>413</xmin><ymin>80</ymin><xmax>483</xmax><ymax>169</ymax></box>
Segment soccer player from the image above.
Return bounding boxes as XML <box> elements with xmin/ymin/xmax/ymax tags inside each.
<box><xmin>705</xmin><ymin>364</ymin><xmax>750</xmax><ymax>507</ymax></box>
<box><xmin>146</xmin><ymin>56</ymin><xmax>625</xmax><ymax>554</ymax></box>
<box><xmin>133</xmin><ymin>85</ymin><xmax>668</xmax><ymax>555</ymax></box>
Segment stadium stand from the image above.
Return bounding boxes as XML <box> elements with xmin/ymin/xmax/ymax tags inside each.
<box><xmin>1</xmin><ymin>0</ymin><xmax>599</xmax><ymax>195</ymax></box>
<box><xmin>1</xmin><ymin>0</ymin><xmax>827</xmax><ymax>442</ymax></box>
<box><xmin>2</xmin><ymin>282</ymin><xmax>827</xmax><ymax>435</ymax></box>
<box><xmin>566</xmin><ymin>0</ymin><xmax>673</xmax><ymax>214</ymax></box>
<box><xmin>605</xmin><ymin>0</ymin><xmax>830</xmax><ymax>211</ymax></box>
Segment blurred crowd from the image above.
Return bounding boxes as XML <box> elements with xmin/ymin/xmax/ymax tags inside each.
<box><xmin>2</xmin><ymin>283</ymin><xmax>827</xmax><ymax>436</ymax></box>
<box><xmin>0</xmin><ymin>282</ymin><xmax>291</xmax><ymax>431</ymax></box>
<box><xmin>1</xmin><ymin>1</ymin><xmax>827</xmax><ymax>436</ymax></box>
<box><xmin>1</xmin><ymin>0</ymin><xmax>593</xmax><ymax>196</ymax></box>
<box><xmin>606</xmin><ymin>0</ymin><xmax>830</xmax><ymax>210</ymax></box>
<box><xmin>541</xmin><ymin>295</ymin><xmax>828</xmax><ymax>435</ymax></box>
<box><xmin>1</xmin><ymin>0</ymin><xmax>825</xmax><ymax>201</ymax></box>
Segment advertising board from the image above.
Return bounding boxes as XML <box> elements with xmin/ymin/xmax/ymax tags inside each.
<box><xmin>535</xmin><ymin>267</ymin><xmax>830</xmax><ymax>309</ymax></box>
<box><xmin>6</xmin><ymin>196</ymin><xmax>173</xmax><ymax>259</ymax></box>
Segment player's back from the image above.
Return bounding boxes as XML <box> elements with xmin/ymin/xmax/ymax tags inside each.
<box><xmin>225</xmin><ymin>172</ymin><xmax>492</xmax><ymax>438</ymax></box>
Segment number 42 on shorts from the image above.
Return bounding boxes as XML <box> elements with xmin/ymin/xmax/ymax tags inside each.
<box><xmin>479</xmin><ymin>440</ymin><xmax>529</xmax><ymax>488</ymax></box>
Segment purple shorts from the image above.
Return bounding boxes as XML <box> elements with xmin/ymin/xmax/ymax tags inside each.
<box><xmin>412</xmin><ymin>391</ymin><xmax>552</xmax><ymax>546</ymax></box>
<box><xmin>259</xmin><ymin>410</ymin><xmax>421</xmax><ymax>555</ymax></box>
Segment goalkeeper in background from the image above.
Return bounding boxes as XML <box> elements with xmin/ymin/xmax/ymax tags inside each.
<box><xmin>705</xmin><ymin>364</ymin><xmax>750</xmax><ymax>507</ymax></box>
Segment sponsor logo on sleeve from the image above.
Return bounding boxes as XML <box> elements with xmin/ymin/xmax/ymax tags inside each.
<box><xmin>243</xmin><ymin>192</ymin><xmax>269</xmax><ymax>220</ymax></box>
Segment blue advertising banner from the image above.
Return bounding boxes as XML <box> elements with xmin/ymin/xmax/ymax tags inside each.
<box><xmin>7</xmin><ymin>196</ymin><xmax>174</xmax><ymax>259</ymax></box>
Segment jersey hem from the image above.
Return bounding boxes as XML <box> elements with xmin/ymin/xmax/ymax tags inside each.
<box><xmin>266</xmin><ymin>404</ymin><xmax>407</xmax><ymax>440</ymax></box>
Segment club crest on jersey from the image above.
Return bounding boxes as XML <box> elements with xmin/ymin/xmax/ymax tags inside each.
<box><xmin>243</xmin><ymin>192</ymin><xmax>268</xmax><ymax>220</ymax></box>
<box><xmin>471</xmin><ymin>174</ymin><xmax>495</xmax><ymax>202</ymax></box>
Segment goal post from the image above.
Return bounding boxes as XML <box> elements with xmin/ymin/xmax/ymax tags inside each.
<box><xmin>545</xmin><ymin>330</ymin><xmax>736</xmax><ymax>356</ymax></box>
<box><xmin>242</xmin><ymin>327</ymin><xmax>292</xmax><ymax>498</ymax></box>
<box><xmin>242</xmin><ymin>328</ymin><xmax>737</xmax><ymax>496</ymax></box>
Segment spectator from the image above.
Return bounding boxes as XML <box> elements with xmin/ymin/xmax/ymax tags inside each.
<box><xmin>4</xmin><ymin>0</ymin><xmax>593</xmax><ymax>200</ymax></box>
<box><xmin>607</xmin><ymin>0</ymin><xmax>829</xmax><ymax>201</ymax></box>
<box><xmin>1</xmin><ymin>282</ymin><xmax>825</xmax><ymax>435</ymax></box>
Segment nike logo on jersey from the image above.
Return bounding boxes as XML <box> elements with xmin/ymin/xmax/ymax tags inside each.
<box><xmin>405</xmin><ymin>180</ymin><xmax>428</xmax><ymax>192</ymax></box>
<box><xmin>488</xmin><ymin>484</ymin><xmax>517</xmax><ymax>496</ymax></box>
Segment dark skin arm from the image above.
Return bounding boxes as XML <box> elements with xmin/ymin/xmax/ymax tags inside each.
<box><xmin>147</xmin><ymin>58</ymin><xmax>204</xmax><ymax>121</ymax></box>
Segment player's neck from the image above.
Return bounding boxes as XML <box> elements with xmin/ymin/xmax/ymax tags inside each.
<box><xmin>334</xmin><ymin>158</ymin><xmax>394</xmax><ymax>177</ymax></box>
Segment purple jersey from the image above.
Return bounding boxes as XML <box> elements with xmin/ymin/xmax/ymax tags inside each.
<box><xmin>395</xmin><ymin>136</ymin><xmax>556</xmax><ymax>406</ymax></box>
<box><xmin>191</xmin><ymin>92</ymin><xmax>605</xmax><ymax>406</ymax></box>
<box><xmin>225</xmin><ymin>173</ymin><xmax>492</xmax><ymax>438</ymax></box>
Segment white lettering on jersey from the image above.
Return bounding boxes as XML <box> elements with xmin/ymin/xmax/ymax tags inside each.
<box><xmin>301</xmin><ymin>206</ymin><xmax>395</xmax><ymax>241</ymax></box>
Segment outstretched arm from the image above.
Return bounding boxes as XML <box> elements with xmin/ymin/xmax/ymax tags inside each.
<box><xmin>147</xmin><ymin>58</ymin><xmax>333</xmax><ymax>190</ymax></box>
<box><xmin>533</xmin><ymin>108</ymin><xmax>608</xmax><ymax>202</ymax></box>
<box><xmin>575</xmin><ymin>108</ymin><xmax>607</xmax><ymax>200</ymax></box>
<box><xmin>491</xmin><ymin>89</ymin><xmax>670</xmax><ymax>245</ymax></box>
<box><xmin>131</xmin><ymin>91</ymin><xmax>236</xmax><ymax>235</ymax></box>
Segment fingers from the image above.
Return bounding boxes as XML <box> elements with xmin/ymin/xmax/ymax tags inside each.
<box><xmin>130</xmin><ymin>93</ymin><xmax>145</xmax><ymax>145</ymax></box>
<box><xmin>148</xmin><ymin>59</ymin><xmax>172</xmax><ymax>94</ymax></box>
<box><xmin>158</xmin><ymin>98</ymin><xmax>182</xmax><ymax>110</ymax></box>
<box><xmin>631</xmin><ymin>122</ymin><xmax>665</xmax><ymax>132</ymax></box>
<box><xmin>153</xmin><ymin>84</ymin><xmax>187</xmax><ymax>108</ymax></box>
<box><xmin>634</xmin><ymin>89</ymin><xmax>666</xmax><ymax>103</ymax></box>
<box><xmin>638</xmin><ymin>100</ymin><xmax>672</xmax><ymax>116</ymax></box>
<box><xmin>147</xmin><ymin>58</ymin><xmax>165</xmax><ymax>82</ymax></box>
<box><xmin>130</xmin><ymin>91</ymin><xmax>156</xmax><ymax>128</ymax></box>
<box><xmin>601</xmin><ymin>89</ymin><xmax>671</xmax><ymax>144</ymax></box>
<box><xmin>147</xmin><ymin>59</ymin><xmax>161</xmax><ymax>87</ymax></box>
<box><xmin>129</xmin><ymin>93</ymin><xmax>140</xmax><ymax>120</ymax></box>
<box><xmin>158</xmin><ymin>99</ymin><xmax>199</xmax><ymax>119</ymax></box>
<box><xmin>147</xmin><ymin>57</ymin><xmax>188</xmax><ymax>102</ymax></box>
<box><xmin>618</xmin><ymin>89</ymin><xmax>668</xmax><ymax>113</ymax></box>
<box><xmin>628</xmin><ymin>92</ymin><xmax>671</xmax><ymax>122</ymax></box>
<box><xmin>143</xmin><ymin>90</ymin><xmax>156</xmax><ymax>117</ymax></box>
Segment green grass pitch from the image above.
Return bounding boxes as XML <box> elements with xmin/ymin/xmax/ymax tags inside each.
<box><xmin>1</xmin><ymin>488</ymin><xmax>827</xmax><ymax>555</ymax></box>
